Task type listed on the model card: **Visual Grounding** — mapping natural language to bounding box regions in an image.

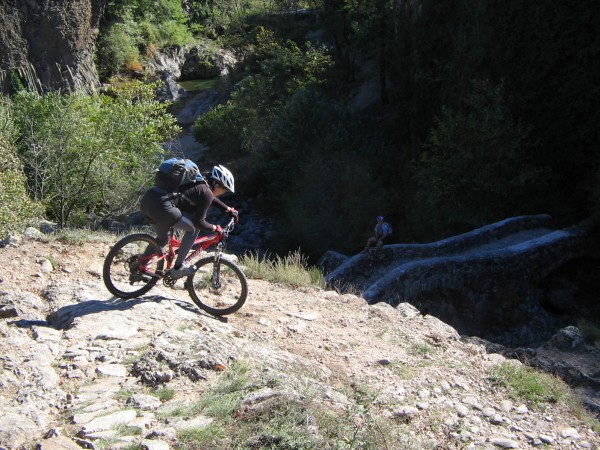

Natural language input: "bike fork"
[212,242,223,289]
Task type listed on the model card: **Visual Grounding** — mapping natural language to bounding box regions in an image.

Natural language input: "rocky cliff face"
[0,0,107,94]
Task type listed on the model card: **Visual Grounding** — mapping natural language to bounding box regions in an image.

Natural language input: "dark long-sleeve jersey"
[176,182,228,231]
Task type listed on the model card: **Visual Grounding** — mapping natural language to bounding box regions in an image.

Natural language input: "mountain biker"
[170,164,238,278]
[363,216,392,253]
[140,164,238,279]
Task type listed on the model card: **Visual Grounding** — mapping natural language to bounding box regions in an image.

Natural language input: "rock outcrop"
[326,215,592,347]
[0,0,106,94]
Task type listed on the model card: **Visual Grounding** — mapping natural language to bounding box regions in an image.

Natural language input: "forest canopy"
[2,0,598,260]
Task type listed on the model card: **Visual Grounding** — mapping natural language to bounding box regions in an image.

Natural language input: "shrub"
[96,22,142,78]
[0,135,42,238]
[578,319,600,348]
[11,81,179,228]
[410,80,542,237]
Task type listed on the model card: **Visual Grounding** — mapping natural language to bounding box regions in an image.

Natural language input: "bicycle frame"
[139,218,235,279]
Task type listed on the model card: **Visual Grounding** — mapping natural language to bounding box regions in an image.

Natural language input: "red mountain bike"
[102,218,248,316]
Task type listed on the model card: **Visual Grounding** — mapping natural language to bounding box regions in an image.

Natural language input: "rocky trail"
[0,233,599,449]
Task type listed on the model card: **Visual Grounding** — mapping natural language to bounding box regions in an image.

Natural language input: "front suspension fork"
[212,242,223,289]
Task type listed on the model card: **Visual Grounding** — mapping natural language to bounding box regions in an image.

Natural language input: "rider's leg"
[363,236,376,252]
[172,214,198,269]
[141,221,171,258]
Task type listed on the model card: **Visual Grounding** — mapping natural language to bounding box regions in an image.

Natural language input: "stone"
[560,427,579,438]
[499,400,513,412]
[0,413,38,448]
[126,394,163,411]
[36,435,82,450]
[141,439,171,450]
[80,410,137,435]
[41,259,54,272]
[169,415,214,431]
[455,403,470,417]
[95,363,128,377]
[393,406,419,421]
[0,0,103,94]
[24,227,44,239]
[490,437,520,448]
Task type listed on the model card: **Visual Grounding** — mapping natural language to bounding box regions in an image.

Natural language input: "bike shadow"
[10,294,227,330]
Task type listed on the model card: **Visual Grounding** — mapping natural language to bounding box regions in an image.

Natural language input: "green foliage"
[486,1,600,224]
[157,358,416,449]
[577,319,600,348]
[10,81,179,228]
[37,228,118,246]
[177,424,226,449]
[0,136,43,239]
[152,386,175,402]
[96,21,142,78]
[194,101,257,158]
[194,29,334,175]
[8,71,27,95]
[490,362,571,408]
[409,80,539,236]
[98,0,194,78]
[0,96,42,238]
[316,0,599,240]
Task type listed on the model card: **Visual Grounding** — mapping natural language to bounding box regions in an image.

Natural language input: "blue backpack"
[154,158,205,192]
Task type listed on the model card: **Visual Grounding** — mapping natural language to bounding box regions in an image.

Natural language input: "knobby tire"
[186,256,248,316]
[103,234,164,299]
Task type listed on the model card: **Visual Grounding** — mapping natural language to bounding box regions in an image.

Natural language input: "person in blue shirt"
[363,216,392,252]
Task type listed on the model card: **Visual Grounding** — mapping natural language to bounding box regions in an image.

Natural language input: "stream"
[163,77,230,162]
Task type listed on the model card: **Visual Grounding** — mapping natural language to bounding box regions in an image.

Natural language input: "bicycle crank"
[163,274,176,288]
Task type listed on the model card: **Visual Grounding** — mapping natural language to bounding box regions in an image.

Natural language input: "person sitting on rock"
[363,216,392,253]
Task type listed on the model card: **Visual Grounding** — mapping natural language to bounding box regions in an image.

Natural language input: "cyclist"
[363,216,392,253]
[170,164,238,278]
[140,164,238,279]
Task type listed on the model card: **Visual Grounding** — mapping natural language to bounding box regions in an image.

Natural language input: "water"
[178,77,229,94]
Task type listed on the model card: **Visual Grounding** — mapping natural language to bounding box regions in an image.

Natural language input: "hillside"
[0,233,599,449]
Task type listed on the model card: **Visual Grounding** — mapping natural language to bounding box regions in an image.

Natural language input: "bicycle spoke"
[103,234,164,299]
[187,257,248,316]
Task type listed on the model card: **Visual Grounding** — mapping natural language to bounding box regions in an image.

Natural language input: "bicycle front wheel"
[186,256,248,316]
[103,234,164,299]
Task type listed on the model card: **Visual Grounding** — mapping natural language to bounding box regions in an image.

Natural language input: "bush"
[490,362,568,406]
[409,80,541,237]
[96,21,142,78]
[11,81,179,227]
[0,135,42,238]
[97,0,194,78]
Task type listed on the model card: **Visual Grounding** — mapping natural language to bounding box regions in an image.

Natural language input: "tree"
[12,81,179,227]
[410,80,540,237]
[0,96,42,238]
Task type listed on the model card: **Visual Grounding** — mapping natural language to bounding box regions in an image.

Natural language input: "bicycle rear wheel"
[103,234,164,299]
[186,256,248,316]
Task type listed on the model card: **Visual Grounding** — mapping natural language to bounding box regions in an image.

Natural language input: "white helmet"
[211,165,235,193]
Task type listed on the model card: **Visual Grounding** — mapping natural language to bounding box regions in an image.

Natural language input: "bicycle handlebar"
[220,217,237,236]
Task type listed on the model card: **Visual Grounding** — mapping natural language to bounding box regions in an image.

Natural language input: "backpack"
[154,158,204,192]
[383,222,392,235]
[381,222,392,237]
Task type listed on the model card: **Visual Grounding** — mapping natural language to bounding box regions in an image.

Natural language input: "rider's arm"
[211,196,229,211]
[188,185,217,231]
